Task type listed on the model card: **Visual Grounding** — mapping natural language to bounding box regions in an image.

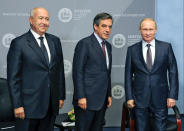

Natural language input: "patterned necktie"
[146,44,152,71]
[101,41,106,58]
[39,37,49,64]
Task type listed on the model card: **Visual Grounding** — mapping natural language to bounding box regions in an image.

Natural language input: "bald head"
[29,7,50,35]
[139,18,157,43]
[30,7,49,18]
[139,18,157,30]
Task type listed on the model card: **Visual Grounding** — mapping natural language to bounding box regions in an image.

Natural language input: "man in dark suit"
[72,13,113,131]
[7,7,65,131]
[125,18,179,131]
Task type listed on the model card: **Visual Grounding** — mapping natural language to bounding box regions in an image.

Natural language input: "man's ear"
[29,17,33,25]
[94,24,98,31]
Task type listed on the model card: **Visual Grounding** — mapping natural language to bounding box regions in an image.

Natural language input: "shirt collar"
[30,29,46,39]
[94,32,103,44]
[142,39,155,48]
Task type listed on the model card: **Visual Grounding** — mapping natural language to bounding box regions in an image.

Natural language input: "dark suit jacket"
[125,39,179,109]
[7,30,65,118]
[72,34,112,110]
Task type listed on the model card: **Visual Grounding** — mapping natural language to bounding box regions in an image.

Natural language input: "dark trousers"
[74,103,107,131]
[135,106,168,131]
[15,99,56,131]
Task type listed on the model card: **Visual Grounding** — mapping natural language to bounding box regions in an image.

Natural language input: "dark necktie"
[39,37,49,64]
[101,41,106,58]
[146,44,152,71]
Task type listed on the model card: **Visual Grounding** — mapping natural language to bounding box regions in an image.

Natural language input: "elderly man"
[7,7,65,131]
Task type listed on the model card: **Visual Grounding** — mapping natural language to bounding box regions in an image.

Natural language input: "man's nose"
[42,19,49,24]
[106,27,110,32]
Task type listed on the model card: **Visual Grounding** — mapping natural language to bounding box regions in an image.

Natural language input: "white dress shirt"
[142,39,155,65]
[30,29,51,63]
[94,32,109,68]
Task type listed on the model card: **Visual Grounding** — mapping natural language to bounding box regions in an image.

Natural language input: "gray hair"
[30,7,47,17]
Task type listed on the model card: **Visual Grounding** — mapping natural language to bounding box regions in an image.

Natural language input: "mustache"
[39,24,49,27]
[30,24,49,27]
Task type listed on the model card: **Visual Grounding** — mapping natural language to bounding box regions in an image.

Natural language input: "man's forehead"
[141,21,156,28]
[34,9,49,15]
[142,20,155,25]
[99,19,112,24]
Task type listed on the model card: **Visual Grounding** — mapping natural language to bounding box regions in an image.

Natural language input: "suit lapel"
[90,34,107,69]
[139,39,161,73]
[137,42,150,73]
[45,33,56,69]
[151,39,160,73]
[26,31,48,67]
[106,42,112,70]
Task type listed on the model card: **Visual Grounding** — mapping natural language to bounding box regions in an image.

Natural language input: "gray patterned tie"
[146,44,152,71]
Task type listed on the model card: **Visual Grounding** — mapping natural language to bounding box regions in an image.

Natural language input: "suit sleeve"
[7,39,23,108]
[107,45,112,97]
[107,73,112,97]
[56,38,66,100]
[72,40,88,99]
[167,44,179,100]
[125,47,133,101]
